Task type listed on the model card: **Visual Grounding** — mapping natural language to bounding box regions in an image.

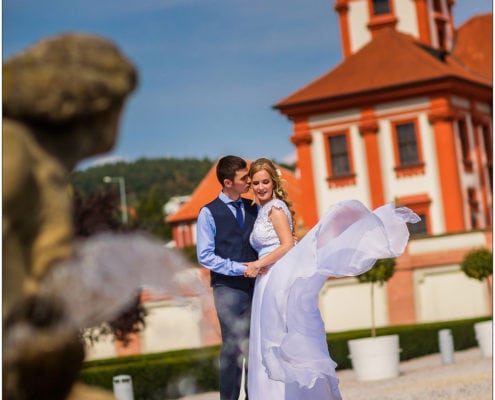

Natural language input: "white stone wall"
[141,298,203,353]
[320,277,388,332]
[319,255,489,333]
[85,333,117,361]
[84,297,205,360]
[414,265,489,322]
[348,0,372,53]
[394,0,419,38]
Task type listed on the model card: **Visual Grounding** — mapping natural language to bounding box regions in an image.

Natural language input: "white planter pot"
[348,334,400,381]
[474,320,492,358]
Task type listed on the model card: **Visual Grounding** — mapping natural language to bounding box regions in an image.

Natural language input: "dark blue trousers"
[213,285,253,400]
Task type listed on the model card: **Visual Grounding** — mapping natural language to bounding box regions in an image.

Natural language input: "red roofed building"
[273,0,492,330]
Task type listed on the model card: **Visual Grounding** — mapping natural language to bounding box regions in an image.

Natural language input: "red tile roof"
[275,21,491,110]
[166,160,303,226]
[452,14,493,82]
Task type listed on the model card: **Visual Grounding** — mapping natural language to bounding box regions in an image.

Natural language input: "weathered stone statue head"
[3,32,138,170]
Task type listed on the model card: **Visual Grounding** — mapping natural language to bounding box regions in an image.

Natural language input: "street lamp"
[103,176,128,224]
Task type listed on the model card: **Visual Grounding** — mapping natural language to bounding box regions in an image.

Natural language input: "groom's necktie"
[231,201,244,230]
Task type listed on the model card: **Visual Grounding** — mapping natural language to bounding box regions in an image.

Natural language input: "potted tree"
[461,248,493,358]
[347,258,400,381]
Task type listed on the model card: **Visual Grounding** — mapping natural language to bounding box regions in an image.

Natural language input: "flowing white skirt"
[247,200,420,399]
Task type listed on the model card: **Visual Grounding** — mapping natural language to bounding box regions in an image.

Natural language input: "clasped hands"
[243,261,268,278]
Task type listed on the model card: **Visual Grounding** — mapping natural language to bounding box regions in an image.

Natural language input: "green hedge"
[80,346,220,399]
[327,316,490,370]
[79,316,490,399]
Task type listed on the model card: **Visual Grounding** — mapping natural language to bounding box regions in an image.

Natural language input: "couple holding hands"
[196,155,419,400]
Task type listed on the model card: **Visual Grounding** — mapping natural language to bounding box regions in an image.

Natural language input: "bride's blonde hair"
[248,158,295,223]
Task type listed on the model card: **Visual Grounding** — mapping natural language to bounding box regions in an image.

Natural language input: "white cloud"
[76,154,130,170]
[280,151,297,166]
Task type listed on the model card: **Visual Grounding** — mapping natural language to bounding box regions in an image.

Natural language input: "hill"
[70,157,214,239]
[71,157,214,206]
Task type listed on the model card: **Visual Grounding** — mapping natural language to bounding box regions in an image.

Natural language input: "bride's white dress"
[247,199,420,400]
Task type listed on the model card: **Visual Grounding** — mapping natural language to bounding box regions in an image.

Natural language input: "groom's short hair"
[216,155,247,186]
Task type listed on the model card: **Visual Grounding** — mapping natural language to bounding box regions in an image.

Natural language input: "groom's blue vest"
[205,197,258,290]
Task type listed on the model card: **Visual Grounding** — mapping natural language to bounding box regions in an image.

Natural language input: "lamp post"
[103,176,128,224]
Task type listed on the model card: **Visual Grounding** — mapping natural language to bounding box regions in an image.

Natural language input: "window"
[436,22,446,50]
[467,188,479,230]
[368,0,397,34]
[329,134,350,176]
[396,122,419,166]
[392,119,425,177]
[408,213,428,237]
[481,125,492,190]
[457,119,472,172]
[324,131,356,187]
[433,0,443,13]
[398,194,431,236]
[372,0,390,15]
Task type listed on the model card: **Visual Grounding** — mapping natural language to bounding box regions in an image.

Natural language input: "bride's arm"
[244,206,293,277]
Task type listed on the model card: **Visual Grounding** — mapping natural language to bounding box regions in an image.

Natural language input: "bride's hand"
[258,266,270,276]
[244,262,260,278]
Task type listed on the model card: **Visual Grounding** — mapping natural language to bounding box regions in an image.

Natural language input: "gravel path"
[179,347,492,400]
[338,347,492,400]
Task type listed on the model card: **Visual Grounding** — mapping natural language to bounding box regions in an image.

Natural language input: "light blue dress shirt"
[196,191,250,276]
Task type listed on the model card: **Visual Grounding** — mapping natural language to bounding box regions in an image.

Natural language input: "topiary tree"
[357,258,396,337]
[461,248,493,307]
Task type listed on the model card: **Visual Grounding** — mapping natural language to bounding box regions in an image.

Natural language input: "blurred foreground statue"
[3,32,137,310]
[3,33,137,399]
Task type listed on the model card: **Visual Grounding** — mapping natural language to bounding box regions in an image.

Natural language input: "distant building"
[163,195,191,217]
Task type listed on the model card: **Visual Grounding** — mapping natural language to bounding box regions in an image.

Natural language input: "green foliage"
[181,245,198,265]
[73,190,148,346]
[70,157,214,240]
[327,316,489,370]
[461,248,493,281]
[73,190,123,236]
[357,258,396,285]
[72,157,213,202]
[80,346,220,399]
[136,186,171,239]
[357,258,396,337]
[78,317,489,397]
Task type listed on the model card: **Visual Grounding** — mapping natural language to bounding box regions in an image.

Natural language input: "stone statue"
[3,33,137,399]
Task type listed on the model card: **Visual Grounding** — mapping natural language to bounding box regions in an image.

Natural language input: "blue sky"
[3,0,493,169]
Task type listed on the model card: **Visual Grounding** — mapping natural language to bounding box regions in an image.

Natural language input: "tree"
[72,190,147,346]
[136,186,171,240]
[357,258,396,337]
[461,248,493,306]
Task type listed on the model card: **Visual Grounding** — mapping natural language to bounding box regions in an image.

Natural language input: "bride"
[243,158,420,399]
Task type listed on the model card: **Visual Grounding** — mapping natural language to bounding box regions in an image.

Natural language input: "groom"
[196,155,258,400]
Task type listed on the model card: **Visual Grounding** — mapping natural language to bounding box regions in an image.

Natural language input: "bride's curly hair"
[248,158,295,225]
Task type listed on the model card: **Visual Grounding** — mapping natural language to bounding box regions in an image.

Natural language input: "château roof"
[452,14,493,82]
[275,15,492,112]
[166,160,303,226]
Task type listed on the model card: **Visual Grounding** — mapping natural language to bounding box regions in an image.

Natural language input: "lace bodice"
[250,199,293,258]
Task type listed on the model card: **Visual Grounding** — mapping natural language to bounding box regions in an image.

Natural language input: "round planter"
[474,320,492,358]
[348,334,400,381]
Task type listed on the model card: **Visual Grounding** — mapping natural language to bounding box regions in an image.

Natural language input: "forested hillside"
[70,157,214,239]
[71,157,213,203]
